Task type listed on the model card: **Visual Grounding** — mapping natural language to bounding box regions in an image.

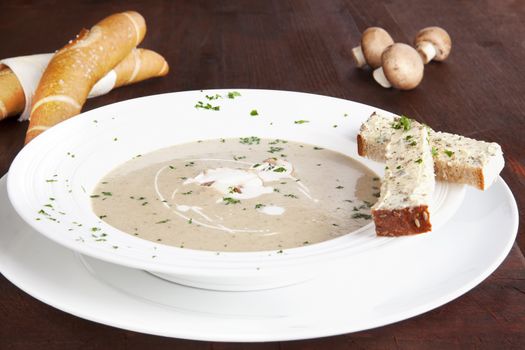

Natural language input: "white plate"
[7,90,465,291]
[0,174,518,341]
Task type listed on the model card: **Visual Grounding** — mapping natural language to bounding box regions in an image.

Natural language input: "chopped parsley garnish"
[336,185,344,189]
[352,213,372,220]
[102,192,112,196]
[156,219,170,224]
[185,161,195,167]
[141,202,149,206]
[205,94,222,100]
[252,163,261,168]
[113,137,118,141]
[276,249,284,254]
[392,116,411,131]
[181,191,193,195]
[415,158,423,164]
[46,179,58,183]
[250,109,259,116]
[444,150,455,157]
[233,155,246,161]
[273,167,287,173]
[396,165,402,169]
[284,194,298,198]
[38,209,50,216]
[169,165,175,170]
[255,204,265,209]
[227,91,241,99]
[223,197,240,205]
[268,146,284,153]
[432,147,439,157]
[91,227,101,232]
[405,135,413,140]
[294,120,309,124]
[239,136,260,145]
[313,146,323,150]
[333,125,338,128]
[273,188,280,193]
[188,218,193,224]
[409,141,417,146]
[195,101,220,111]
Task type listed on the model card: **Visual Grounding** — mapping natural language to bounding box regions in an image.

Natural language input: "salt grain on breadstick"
[25,11,146,144]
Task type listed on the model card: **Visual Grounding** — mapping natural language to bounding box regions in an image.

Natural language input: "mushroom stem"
[417,41,437,64]
[351,45,367,68]
[373,67,392,88]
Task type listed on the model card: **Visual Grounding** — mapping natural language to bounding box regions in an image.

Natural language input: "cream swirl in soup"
[91,138,379,252]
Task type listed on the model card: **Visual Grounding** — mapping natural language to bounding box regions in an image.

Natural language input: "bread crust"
[357,134,366,157]
[372,205,431,236]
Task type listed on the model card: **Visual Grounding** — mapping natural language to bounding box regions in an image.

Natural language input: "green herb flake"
[255,204,265,209]
[239,136,261,145]
[294,120,309,124]
[284,194,298,199]
[169,165,175,170]
[46,179,58,183]
[444,150,455,157]
[227,91,241,99]
[181,191,193,195]
[223,197,241,205]
[336,185,344,189]
[268,146,284,154]
[102,192,112,196]
[313,146,323,150]
[352,213,372,220]
[392,116,411,131]
[273,167,287,173]
[185,161,195,167]
[415,158,423,164]
[156,219,170,224]
[188,218,193,224]
[250,109,259,116]
[432,147,439,157]
[205,94,222,100]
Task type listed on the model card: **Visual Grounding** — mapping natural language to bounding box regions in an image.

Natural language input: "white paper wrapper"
[1,53,117,121]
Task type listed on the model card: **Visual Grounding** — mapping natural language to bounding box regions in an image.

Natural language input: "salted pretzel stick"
[112,48,169,89]
[25,11,146,144]
[0,66,25,121]
[0,49,168,121]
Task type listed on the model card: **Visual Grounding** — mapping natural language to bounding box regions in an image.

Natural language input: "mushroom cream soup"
[92,138,379,252]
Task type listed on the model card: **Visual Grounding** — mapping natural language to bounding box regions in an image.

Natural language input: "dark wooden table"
[1,1,524,348]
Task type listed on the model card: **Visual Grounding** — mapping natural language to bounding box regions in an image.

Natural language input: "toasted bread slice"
[371,119,435,236]
[358,113,504,190]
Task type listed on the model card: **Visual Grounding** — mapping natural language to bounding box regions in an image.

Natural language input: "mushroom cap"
[414,26,452,61]
[381,43,424,90]
[361,27,394,69]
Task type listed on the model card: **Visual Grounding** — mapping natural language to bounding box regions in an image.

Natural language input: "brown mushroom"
[373,43,424,90]
[351,27,394,69]
[414,26,452,64]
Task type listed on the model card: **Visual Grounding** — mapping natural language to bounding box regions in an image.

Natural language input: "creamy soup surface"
[92,138,379,252]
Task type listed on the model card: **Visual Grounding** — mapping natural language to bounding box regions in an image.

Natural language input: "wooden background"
[0,0,524,348]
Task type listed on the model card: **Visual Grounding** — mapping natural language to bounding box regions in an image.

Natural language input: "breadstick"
[0,66,25,121]
[25,11,146,144]
[1,48,168,121]
[113,48,169,88]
